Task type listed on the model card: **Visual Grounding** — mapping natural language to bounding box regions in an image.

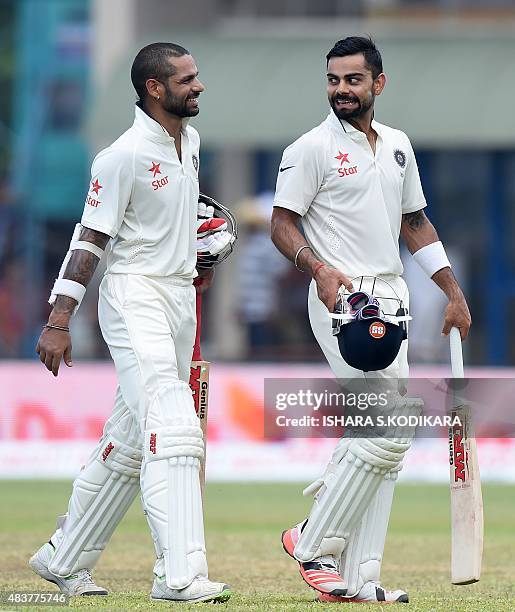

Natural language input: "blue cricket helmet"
[331,279,410,372]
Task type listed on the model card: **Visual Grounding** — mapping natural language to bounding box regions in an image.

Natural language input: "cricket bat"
[448,326,483,585]
[189,290,210,496]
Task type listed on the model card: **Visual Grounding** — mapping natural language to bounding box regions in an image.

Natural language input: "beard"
[162,83,199,118]
[330,92,374,120]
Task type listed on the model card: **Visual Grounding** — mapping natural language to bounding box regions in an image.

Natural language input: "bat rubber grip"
[450,327,464,379]
[192,292,202,362]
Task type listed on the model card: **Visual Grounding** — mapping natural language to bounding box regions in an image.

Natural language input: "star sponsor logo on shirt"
[91,178,102,195]
[335,151,350,165]
[148,161,169,191]
[86,178,102,208]
[335,150,358,178]
[149,161,161,177]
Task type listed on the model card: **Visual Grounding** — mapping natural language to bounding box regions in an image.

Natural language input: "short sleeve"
[401,135,427,214]
[273,136,325,217]
[81,147,133,238]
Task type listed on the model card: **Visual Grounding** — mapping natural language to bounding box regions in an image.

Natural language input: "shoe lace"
[316,555,340,573]
[193,575,209,583]
[74,569,95,585]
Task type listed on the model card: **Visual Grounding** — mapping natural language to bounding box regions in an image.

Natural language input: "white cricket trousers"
[98,272,197,430]
[47,272,199,580]
[98,273,207,588]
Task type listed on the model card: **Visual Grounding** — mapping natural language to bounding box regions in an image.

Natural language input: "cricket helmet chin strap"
[196,192,238,269]
[329,276,411,372]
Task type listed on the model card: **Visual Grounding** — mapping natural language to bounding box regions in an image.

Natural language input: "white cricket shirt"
[81,105,200,278]
[274,110,426,278]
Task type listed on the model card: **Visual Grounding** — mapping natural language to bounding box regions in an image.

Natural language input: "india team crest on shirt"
[394,149,407,169]
[192,154,199,172]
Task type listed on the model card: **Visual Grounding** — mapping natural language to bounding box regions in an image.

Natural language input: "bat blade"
[189,290,209,496]
[190,358,209,493]
[448,328,483,585]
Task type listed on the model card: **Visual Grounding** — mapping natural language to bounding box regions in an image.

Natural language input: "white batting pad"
[294,436,410,562]
[302,438,352,498]
[295,395,422,563]
[141,381,206,590]
[340,474,397,596]
[48,410,142,576]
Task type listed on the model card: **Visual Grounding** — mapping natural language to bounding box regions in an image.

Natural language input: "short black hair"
[326,37,383,79]
[131,42,190,102]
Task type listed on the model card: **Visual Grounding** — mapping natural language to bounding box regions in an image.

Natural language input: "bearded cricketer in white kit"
[271,37,471,603]
[30,43,233,603]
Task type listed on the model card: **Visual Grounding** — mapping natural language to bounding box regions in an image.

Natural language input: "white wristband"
[49,279,86,313]
[412,241,451,278]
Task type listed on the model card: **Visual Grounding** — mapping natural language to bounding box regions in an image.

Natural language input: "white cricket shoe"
[318,580,408,604]
[29,542,108,596]
[151,575,232,603]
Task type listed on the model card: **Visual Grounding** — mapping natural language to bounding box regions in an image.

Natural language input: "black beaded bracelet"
[44,324,70,332]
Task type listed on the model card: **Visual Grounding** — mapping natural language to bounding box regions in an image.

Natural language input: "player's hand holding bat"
[195,267,215,293]
[441,291,471,340]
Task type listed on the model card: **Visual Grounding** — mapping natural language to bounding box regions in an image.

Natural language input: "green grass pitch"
[1,481,514,611]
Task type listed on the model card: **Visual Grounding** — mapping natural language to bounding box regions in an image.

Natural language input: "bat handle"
[450,327,464,379]
[192,290,202,362]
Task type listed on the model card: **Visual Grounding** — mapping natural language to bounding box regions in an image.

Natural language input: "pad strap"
[144,425,204,462]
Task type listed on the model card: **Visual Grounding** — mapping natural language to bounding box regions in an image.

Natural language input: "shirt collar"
[325,109,382,138]
[133,104,190,143]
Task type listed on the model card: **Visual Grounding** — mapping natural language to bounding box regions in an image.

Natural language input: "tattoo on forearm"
[64,251,100,287]
[403,210,427,231]
[63,228,109,287]
[49,228,109,317]
[52,295,79,314]
[79,227,110,248]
